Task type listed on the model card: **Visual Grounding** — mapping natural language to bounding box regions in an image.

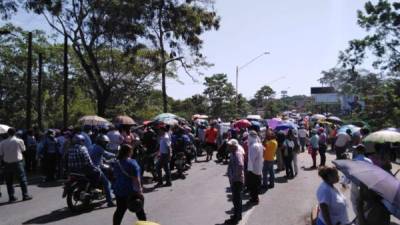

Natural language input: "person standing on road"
[112,144,146,225]
[276,131,286,171]
[0,128,33,202]
[156,125,172,187]
[318,128,327,167]
[310,129,319,169]
[226,139,245,224]
[205,122,218,161]
[298,126,308,152]
[24,129,37,172]
[335,129,352,159]
[262,130,277,189]
[37,129,60,182]
[246,130,264,204]
[316,166,349,225]
[283,130,295,179]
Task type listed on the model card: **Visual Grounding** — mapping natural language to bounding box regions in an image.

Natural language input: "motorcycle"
[62,164,113,212]
[134,143,158,181]
[174,151,187,178]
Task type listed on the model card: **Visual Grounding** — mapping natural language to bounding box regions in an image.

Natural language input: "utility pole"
[37,53,43,130]
[63,34,69,129]
[26,32,32,129]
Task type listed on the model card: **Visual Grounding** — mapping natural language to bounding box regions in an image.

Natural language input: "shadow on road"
[22,202,106,224]
[274,176,288,184]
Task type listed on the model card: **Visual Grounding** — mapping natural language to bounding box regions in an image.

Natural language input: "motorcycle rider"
[89,135,116,207]
[67,134,100,190]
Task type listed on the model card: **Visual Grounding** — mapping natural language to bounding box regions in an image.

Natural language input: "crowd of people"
[0,113,398,225]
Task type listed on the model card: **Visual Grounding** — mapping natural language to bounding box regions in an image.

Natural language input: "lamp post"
[236,51,270,114]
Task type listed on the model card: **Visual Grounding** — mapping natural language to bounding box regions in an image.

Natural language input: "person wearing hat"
[226,139,245,224]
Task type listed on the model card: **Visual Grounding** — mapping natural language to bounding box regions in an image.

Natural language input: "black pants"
[43,153,58,181]
[25,147,37,172]
[231,182,243,220]
[113,195,146,225]
[319,144,327,166]
[157,154,171,184]
[335,146,347,159]
[4,161,29,199]
[283,155,294,178]
[247,171,261,202]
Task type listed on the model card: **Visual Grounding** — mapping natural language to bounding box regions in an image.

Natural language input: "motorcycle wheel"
[66,186,90,212]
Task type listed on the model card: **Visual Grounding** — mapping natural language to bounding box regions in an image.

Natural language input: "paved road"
[0,152,399,225]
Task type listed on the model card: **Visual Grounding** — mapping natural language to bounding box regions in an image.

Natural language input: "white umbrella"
[78,115,110,126]
[0,124,10,134]
[311,114,326,120]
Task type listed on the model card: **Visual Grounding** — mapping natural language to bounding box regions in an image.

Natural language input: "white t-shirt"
[298,129,308,138]
[335,133,351,147]
[317,182,349,225]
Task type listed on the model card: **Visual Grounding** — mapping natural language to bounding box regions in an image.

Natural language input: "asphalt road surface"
[1,152,399,225]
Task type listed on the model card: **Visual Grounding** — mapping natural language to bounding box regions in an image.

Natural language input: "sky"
[2,0,369,100]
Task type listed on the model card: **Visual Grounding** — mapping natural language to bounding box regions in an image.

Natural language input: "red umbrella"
[234,119,251,129]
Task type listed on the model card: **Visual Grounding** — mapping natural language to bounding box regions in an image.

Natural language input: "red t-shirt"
[205,128,218,144]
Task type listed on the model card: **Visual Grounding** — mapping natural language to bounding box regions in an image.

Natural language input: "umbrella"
[195,118,208,126]
[113,115,136,126]
[266,118,282,130]
[275,122,298,131]
[0,124,11,134]
[327,116,342,124]
[78,115,110,126]
[153,113,178,121]
[311,114,326,121]
[332,160,400,213]
[383,127,400,133]
[161,118,179,126]
[247,115,262,121]
[363,130,400,144]
[338,124,361,134]
[234,119,251,129]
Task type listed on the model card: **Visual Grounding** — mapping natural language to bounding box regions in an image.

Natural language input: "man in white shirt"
[0,128,32,202]
[246,130,264,204]
[298,126,308,152]
[335,129,352,159]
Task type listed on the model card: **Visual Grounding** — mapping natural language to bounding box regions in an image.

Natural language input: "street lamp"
[236,51,270,114]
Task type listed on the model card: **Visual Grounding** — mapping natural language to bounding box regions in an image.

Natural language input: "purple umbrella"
[333,160,400,211]
[266,118,282,130]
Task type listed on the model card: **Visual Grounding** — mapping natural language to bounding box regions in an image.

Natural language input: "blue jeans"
[157,154,171,184]
[100,170,113,204]
[316,218,325,225]
[4,161,29,198]
[262,160,275,187]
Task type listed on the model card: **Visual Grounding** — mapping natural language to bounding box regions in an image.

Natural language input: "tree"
[203,73,236,120]
[27,0,154,116]
[0,0,18,19]
[254,85,275,107]
[339,0,400,73]
[142,0,220,112]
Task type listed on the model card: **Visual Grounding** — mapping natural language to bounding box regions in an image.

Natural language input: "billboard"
[311,87,338,104]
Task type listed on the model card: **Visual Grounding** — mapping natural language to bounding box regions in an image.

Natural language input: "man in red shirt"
[205,123,218,161]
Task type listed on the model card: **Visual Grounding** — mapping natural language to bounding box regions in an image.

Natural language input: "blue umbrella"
[275,122,297,131]
[333,160,400,216]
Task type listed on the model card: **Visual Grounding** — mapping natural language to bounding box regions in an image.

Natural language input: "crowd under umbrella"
[153,113,178,121]
[0,124,11,134]
[275,122,298,132]
[78,115,110,127]
[332,160,400,219]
